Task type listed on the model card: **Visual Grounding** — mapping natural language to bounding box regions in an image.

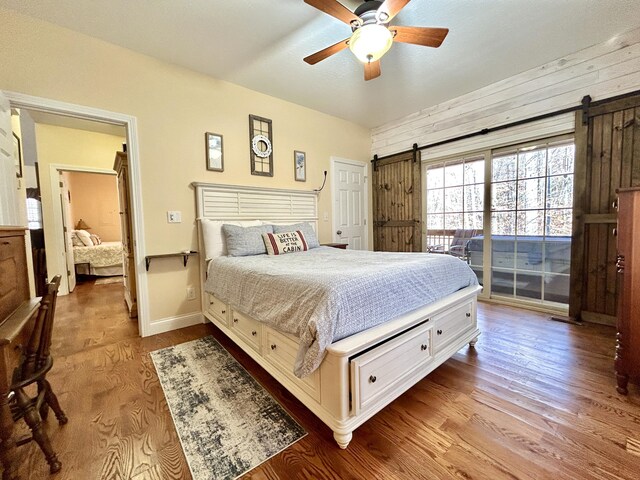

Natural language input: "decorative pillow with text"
[262,230,308,255]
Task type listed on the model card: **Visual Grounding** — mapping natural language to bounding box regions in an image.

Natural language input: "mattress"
[205,247,478,377]
[73,241,123,268]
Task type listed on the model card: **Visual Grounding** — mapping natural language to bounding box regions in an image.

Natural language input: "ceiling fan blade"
[304,38,350,65]
[390,26,449,48]
[364,60,381,81]
[377,0,411,22]
[304,0,360,25]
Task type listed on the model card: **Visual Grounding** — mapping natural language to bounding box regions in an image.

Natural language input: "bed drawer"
[350,321,432,415]
[207,294,229,326]
[230,311,261,352]
[263,328,320,401]
[433,300,474,352]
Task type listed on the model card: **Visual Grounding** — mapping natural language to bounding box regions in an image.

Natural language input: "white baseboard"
[145,311,204,337]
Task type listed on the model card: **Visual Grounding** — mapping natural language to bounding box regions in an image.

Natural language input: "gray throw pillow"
[222,224,274,257]
[272,222,319,248]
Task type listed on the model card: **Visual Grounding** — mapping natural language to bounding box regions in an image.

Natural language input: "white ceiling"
[4,0,640,128]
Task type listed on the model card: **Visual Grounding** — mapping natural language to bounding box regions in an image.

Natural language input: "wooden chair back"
[16,275,61,382]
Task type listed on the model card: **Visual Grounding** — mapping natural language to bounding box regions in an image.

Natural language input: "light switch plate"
[167,211,182,223]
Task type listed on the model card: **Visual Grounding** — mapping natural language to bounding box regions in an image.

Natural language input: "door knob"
[337,230,342,235]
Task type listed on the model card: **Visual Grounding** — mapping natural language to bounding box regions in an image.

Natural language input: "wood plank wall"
[570,94,640,324]
[371,28,640,159]
[372,151,421,252]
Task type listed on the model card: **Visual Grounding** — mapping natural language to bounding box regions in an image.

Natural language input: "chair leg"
[41,379,68,425]
[13,389,61,474]
[37,383,50,421]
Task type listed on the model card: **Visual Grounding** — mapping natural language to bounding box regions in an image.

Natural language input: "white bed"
[73,241,124,276]
[193,182,481,449]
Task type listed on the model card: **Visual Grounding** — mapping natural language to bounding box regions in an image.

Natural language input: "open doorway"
[11,106,139,330]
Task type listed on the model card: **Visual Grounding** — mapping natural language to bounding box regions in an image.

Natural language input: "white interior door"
[59,172,76,292]
[0,91,18,225]
[332,158,368,250]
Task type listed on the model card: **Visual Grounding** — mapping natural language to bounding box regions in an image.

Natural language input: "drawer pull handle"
[421,344,428,351]
[437,329,443,335]
[369,375,377,383]
[221,310,226,314]
[252,330,257,336]
[271,344,277,350]
[210,301,214,305]
[466,312,471,317]
[233,318,238,323]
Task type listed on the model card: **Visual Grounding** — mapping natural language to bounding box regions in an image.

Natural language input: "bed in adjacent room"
[193,182,481,449]
[73,241,124,276]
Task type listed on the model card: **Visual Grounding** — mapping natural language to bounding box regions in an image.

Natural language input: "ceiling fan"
[303,0,449,81]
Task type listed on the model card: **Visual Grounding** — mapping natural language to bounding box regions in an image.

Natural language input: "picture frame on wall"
[13,133,22,178]
[294,150,306,182]
[205,132,224,172]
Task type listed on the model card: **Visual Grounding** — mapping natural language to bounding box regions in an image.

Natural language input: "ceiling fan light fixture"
[349,23,393,63]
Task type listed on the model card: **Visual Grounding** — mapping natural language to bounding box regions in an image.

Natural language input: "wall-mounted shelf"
[145,251,197,271]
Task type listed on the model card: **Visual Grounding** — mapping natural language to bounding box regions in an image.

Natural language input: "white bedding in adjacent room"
[205,247,478,377]
[73,241,123,268]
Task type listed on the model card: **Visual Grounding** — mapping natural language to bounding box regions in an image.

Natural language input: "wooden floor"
[8,280,640,479]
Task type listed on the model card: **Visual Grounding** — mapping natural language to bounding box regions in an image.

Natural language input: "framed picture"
[205,132,224,172]
[294,150,306,182]
[249,114,274,177]
[13,133,22,178]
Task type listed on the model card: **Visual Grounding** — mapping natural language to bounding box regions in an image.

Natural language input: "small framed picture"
[13,133,22,178]
[205,132,224,172]
[294,150,306,182]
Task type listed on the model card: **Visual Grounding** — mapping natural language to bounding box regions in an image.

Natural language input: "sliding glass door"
[424,134,575,309]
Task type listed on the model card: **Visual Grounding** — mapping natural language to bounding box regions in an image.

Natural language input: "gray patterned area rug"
[151,336,306,480]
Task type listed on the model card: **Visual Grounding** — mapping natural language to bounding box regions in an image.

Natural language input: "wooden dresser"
[114,152,137,318]
[614,187,640,395]
[0,227,33,479]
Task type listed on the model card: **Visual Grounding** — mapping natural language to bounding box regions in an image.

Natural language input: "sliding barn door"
[372,151,422,252]
[570,93,640,323]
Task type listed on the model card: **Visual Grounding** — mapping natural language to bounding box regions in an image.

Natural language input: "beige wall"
[34,124,125,290]
[0,9,371,325]
[67,171,121,242]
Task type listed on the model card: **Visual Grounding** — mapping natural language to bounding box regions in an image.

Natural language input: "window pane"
[543,273,570,304]
[516,241,543,272]
[547,175,573,209]
[492,154,516,181]
[426,165,444,189]
[546,239,571,274]
[515,272,542,300]
[464,212,483,230]
[518,148,546,179]
[492,181,517,211]
[492,211,515,235]
[548,144,575,176]
[518,178,546,210]
[516,210,544,236]
[545,209,572,236]
[426,213,444,230]
[445,213,463,230]
[464,159,484,185]
[445,187,463,212]
[426,188,444,213]
[464,184,484,212]
[444,162,464,187]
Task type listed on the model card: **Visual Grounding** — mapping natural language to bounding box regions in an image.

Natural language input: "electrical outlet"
[167,211,182,223]
[186,285,196,300]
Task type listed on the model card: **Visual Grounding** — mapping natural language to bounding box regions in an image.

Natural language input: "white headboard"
[192,182,318,223]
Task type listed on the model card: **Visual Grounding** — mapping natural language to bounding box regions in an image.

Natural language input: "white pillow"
[199,219,262,259]
[75,229,93,247]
